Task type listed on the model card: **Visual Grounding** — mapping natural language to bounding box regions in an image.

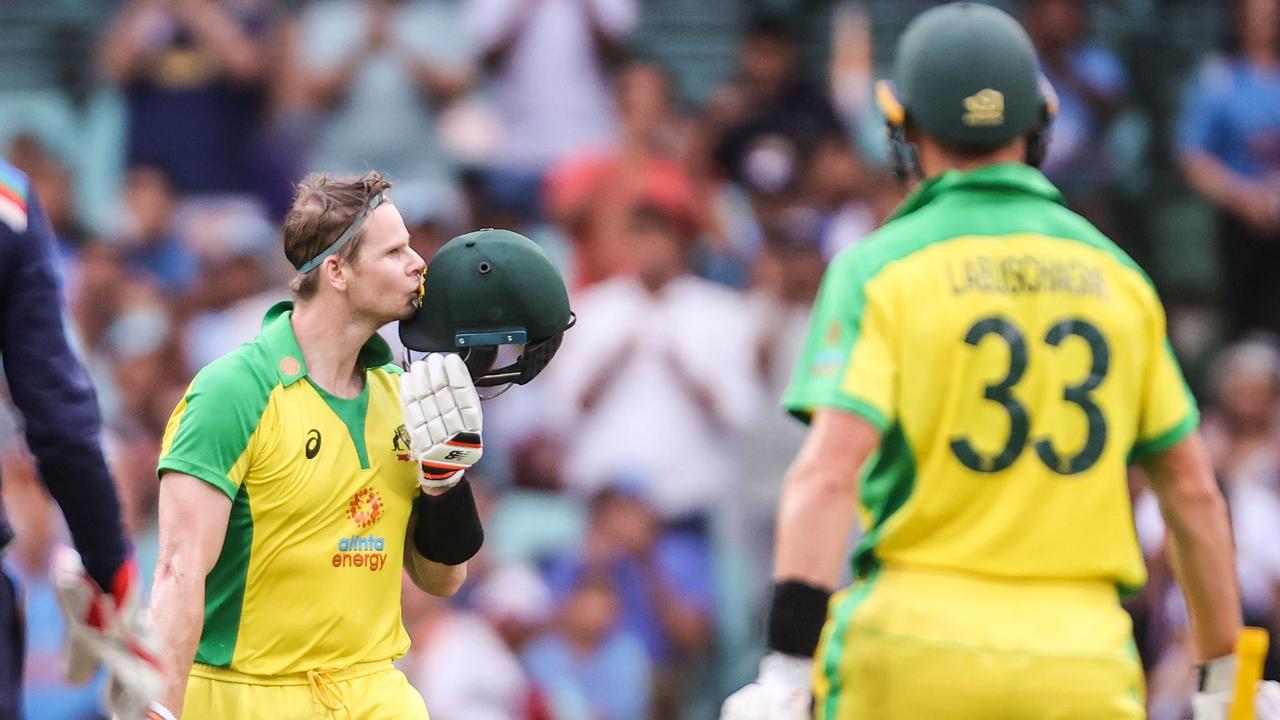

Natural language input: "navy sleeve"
[0,187,127,591]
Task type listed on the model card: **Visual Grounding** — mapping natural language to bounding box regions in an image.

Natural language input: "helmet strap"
[887,122,922,184]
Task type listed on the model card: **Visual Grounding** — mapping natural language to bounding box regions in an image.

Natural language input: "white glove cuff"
[1198,654,1238,694]
[758,652,812,689]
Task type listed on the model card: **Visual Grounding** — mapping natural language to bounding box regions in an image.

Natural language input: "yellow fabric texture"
[814,565,1145,720]
[182,660,429,720]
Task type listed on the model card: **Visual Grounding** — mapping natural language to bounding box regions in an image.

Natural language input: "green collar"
[886,163,1064,223]
[259,300,394,386]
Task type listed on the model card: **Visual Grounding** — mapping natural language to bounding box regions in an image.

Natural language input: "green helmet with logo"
[876,2,1057,175]
[399,229,574,387]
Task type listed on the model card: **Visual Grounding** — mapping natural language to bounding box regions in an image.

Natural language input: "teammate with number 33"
[723,4,1279,719]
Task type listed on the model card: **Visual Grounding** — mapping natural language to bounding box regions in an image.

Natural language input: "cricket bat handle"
[1229,627,1271,720]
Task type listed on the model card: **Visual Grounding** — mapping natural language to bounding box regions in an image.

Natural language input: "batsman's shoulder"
[834,204,951,277]
[185,340,280,407]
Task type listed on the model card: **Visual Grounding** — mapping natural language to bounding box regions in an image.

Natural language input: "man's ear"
[322,255,348,292]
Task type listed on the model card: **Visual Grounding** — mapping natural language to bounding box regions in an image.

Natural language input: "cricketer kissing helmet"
[875,2,1059,181]
[399,229,575,388]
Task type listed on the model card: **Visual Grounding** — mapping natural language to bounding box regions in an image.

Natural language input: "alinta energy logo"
[333,487,388,572]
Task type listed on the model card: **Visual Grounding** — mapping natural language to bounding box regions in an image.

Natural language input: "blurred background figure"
[280,0,473,196]
[545,60,700,289]
[1178,0,1280,340]
[543,485,714,718]
[546,202,761,522]
[402,566,549,720]
[115,165,196,297]
[522,571,651,720]
[99,0,276,205]
[464,0,638,223]
[1023,0,1128,236]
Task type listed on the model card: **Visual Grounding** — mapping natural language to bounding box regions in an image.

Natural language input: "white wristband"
[147,702,179,720]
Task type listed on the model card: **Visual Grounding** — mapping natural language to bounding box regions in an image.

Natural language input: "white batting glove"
[400,353,483,489]
[721,652,813,720]
[51,547,165,720]
[1192,654,1280,720]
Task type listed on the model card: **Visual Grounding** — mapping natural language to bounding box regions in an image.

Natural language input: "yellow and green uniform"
[786,164,1196,720]
[158,301,427,719]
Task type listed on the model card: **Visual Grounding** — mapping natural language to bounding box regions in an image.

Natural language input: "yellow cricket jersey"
[784,164,1198,591]
[158,301,422,676]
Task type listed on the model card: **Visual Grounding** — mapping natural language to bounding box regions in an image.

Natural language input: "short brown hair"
[283,171,392,298]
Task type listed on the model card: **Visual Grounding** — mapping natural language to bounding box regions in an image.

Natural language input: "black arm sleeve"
[0,191,126,590]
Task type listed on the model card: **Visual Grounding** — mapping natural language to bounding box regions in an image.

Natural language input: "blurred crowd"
[0,0,1277,718]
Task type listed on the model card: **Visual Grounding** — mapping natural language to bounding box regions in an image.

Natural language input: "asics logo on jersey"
[305,429,321,459]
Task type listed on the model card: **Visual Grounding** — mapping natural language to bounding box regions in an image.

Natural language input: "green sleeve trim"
[1129,409,1199,463]
[785,393,890,433]
[157,457,238,500]
[195,483,253,667]
[157,351,275,492]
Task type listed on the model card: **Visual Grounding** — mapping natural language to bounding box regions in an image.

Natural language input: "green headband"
[297,192,386,274]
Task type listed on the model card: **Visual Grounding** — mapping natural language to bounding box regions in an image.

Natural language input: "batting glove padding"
[1193,653,1280,720]
[400,354,483,489]
[52,547,165,720]
[720,652,813,720]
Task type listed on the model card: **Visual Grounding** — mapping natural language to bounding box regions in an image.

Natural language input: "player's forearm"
[148,561,207,713]
[1144,435,1243,661]
[406,551,467,597]
[1160,488,1241,661]
[773,463,860,590]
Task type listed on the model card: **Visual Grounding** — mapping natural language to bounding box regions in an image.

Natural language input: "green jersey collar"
[259,301,395,386]
[887,163,1064,223]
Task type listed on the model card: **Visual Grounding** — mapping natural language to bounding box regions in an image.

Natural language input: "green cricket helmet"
[875,2,1059,177]
[399,229,575,387]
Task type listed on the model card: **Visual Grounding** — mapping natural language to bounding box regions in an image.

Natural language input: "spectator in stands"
[99,0,274,200]
[712,12,843,199]
[6,135,87,265]
[802,135,895,260]
[464,0,638,222]
[522,571,651,720]
[116,165,197,296]
[546,61,701,288]
[1024,0,1128,234]
[546,202,762,522]
[403,571,543,720]
[1178,0,1280,339]
[543,484,714,715]
[739,231,829,585]
[180,201,283,370]
[280,0,473,192]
